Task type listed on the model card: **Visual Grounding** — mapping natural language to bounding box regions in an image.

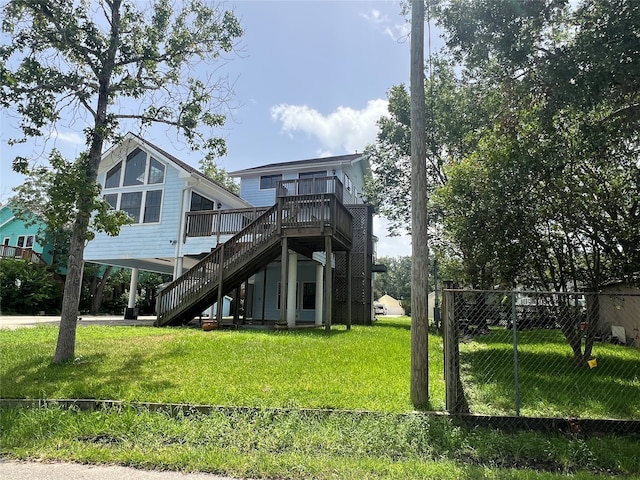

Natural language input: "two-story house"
[0,201,52,266]
[85,132,377,327]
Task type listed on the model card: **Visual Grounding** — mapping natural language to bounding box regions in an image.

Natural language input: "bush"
[0,258,62,314]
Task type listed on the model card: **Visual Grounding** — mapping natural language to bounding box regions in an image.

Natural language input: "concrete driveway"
[0,314,157,330]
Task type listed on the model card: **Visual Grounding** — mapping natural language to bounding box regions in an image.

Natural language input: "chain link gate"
[442,289,640,421]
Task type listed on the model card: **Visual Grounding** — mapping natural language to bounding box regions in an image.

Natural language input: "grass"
[459,328,640,419]
[0,318,444,411]
[1,318,639,479]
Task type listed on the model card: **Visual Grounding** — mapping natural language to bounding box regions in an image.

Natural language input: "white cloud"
[360,9,410,42]
[51,130,85,145]
[270,99,388,154]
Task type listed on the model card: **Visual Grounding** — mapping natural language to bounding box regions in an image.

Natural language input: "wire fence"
[442,289,640,421]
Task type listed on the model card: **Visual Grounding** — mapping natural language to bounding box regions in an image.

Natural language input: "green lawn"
[1,318,639,479]
[459,328,640,419]
[0,318,444,411]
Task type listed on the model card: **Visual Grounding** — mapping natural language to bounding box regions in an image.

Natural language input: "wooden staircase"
[156,191,353,327]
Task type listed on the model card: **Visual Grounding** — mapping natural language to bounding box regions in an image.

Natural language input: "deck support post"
[124,267,139,319]
[280,237,289,324]
[315,263,324,326]
[287,251,298,328]
[346,250,352,330]
[216,245,225,324]
[324,236,332,332]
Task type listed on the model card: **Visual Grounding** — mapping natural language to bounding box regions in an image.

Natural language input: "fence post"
[443,283,463,413]
[512,291,521,416]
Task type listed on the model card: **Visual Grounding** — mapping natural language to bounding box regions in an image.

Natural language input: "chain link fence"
[442,289,640,421]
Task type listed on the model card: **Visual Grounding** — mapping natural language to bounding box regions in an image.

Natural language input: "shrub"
[0,258,62,314]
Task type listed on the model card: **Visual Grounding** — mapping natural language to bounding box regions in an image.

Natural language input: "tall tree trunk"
[53,0,121,363]
[410,0,429,407]
[53,219,88,363]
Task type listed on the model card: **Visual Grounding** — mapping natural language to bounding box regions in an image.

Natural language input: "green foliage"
[369,1,640,290]
[0,258,61,314]
[12,150,133,248]
[374,256,413,301]
[199,155,240,194]
[1,0,243,152]
[0,320,638,477]
[1,0,243,362]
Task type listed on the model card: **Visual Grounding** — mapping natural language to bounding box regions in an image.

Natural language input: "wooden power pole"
[410,0,429,407]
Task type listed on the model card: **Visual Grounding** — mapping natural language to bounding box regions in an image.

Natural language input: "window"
[260,174,282,189]
[299,170,326,179]
[123,148,147,186]
[302,282,316,310]
[2,237,9,246]
[102,148,167,224]
[143,190,163,223]
[299,170,327,194]
[104,194,118,209]
[147,157,165,184]
[105,162,122,188]
[190,192,215,211]
[344,174,353,192]
[16,235,34,248]
[121,192,143,223]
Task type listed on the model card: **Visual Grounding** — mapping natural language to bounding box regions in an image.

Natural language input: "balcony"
[0,245,47,265]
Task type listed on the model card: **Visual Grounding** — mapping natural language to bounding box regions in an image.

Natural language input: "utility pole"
[410,0,429,407]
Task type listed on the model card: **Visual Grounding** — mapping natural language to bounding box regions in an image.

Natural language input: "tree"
[200,156,240,194]
[374,256,413,301]
[12,150,132,272]
[1,0,242,363]
[432,0,640,365]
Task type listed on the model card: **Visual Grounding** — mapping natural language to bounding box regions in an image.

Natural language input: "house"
[0,202,51,266]
[599,280,640,348]
[85,133,377,327]
[376,294,405,316]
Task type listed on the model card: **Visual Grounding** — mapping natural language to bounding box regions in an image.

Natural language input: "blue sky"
[0,1,438,257]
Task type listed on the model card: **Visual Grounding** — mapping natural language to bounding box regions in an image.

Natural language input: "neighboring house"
[85,133,377,327]
[0,202,51,266]
[376,294,405,316]
[599,280,640,348]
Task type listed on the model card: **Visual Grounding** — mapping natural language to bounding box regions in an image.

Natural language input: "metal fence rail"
[442,289,640,421]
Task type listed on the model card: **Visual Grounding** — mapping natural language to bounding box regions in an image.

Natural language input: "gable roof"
[101,132,247,205]
[229,153,368,176]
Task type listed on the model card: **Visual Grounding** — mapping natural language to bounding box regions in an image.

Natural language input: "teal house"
[0,202,52,266]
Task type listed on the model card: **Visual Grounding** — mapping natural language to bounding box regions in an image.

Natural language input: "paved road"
[0,460,248,480]
[0,314,158,330]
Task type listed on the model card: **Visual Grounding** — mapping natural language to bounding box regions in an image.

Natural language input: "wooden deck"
[0,246,47,265]
[156,183,353,327]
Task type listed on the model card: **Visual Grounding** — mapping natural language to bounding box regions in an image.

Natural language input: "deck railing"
[157,194,353,326]
[279,194,352,240]
[0,245,46,265]
[277,176,344,204]
[157,205,280,325]
[184,207,268,241]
